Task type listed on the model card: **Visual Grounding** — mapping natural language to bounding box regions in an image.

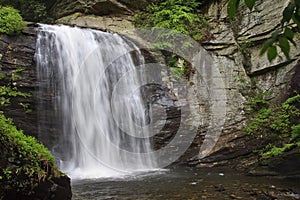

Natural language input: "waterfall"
[35,24,156,179]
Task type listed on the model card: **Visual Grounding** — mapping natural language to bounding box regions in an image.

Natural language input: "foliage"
[134,0,210,42]
[261,143,294,158]
[243,107,272,135]
[0,0,50,22]
[167,55,186,79]
[247,92,270,111]
[227,0,300,62]
[0,67,31,111]
[244,94,300,158]
[0,6,25,35]
[134,0,208,78]
[291,124,300,142]
[0,111,60,194]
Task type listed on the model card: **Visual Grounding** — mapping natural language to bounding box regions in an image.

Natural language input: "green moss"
[0,6,25,35]
[261,143,294,158]
[291,124,300,142]
[244,94,300,158]
[247,92,270,111]
[0,66,31,109]
[0,111,60,194]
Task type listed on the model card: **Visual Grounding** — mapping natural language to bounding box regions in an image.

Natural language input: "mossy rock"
[0,112,71,199]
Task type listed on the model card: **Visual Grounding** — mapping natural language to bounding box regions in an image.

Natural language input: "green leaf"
[245,0,256,10]
[279,37,290,59]
[284,27,294,40]
[260,39,273,56]
[292,15,300,29]
[295,0,300,8]
[282,3,295,24]
[267,45,277,62]
[271,30,280,40]
[227,0,241,18]
[292,11,300,29]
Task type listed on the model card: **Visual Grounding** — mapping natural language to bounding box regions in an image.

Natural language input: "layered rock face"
[195,0,300,164]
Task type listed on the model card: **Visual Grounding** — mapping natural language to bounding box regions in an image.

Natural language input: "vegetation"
[134,0,209,42]
[0,67,31,111]
[228,0,300,62]
[0,6,25,35]
[134,0,210,78]
[0,60,54,196]
[244,94,300,158]
[0,111,61,195]
[0,0,50,22]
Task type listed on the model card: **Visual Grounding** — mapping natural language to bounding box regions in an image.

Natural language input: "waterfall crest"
[35,24,156,179]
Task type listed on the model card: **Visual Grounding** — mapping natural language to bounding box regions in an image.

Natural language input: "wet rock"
[267,147,300,176]
[0,28,38,138]
[3,176,72,200]
[248,168,279,176]
[32,176,72,200]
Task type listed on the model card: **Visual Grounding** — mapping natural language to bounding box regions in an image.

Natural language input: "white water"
[35,24,156,179]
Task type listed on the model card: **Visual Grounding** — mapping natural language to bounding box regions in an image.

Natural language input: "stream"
[72,166,300,200]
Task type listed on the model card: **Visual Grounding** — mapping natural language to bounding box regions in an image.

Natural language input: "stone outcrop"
[50,0,153,33]
[56,13,134,32]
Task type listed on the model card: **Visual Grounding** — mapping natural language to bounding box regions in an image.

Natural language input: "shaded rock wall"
[0,27,38,138]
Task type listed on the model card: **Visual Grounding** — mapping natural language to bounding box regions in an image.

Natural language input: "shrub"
[291,124,300,142]
[134,0,209,42]
[0,6,25,35]
[244,94,300,158]
[134,0,210,78]
[0,0,49,22]
[0,111,60,194]
[261,143,294,158]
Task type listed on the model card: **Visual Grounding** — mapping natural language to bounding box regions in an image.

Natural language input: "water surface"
[72,166,300,200]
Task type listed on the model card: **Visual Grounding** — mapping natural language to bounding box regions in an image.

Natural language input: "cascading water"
[35,24,156,179]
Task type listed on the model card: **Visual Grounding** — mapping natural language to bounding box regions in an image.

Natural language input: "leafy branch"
[228,0,300,62]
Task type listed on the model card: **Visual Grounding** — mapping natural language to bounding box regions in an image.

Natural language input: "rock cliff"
[195,0,300,166]
[1,0,299,180]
